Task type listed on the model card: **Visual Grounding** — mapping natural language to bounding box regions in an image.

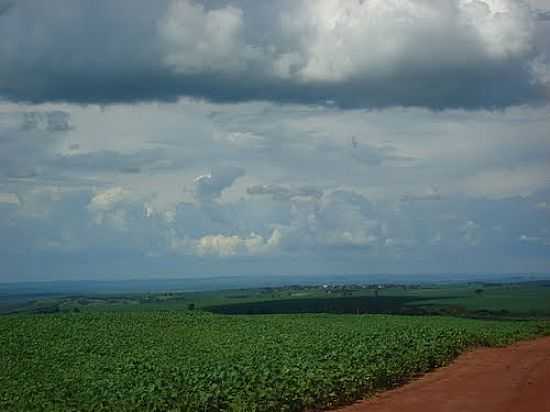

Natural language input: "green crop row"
[0,312,546,411]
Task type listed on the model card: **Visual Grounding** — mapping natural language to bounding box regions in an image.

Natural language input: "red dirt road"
[334,337,550,412]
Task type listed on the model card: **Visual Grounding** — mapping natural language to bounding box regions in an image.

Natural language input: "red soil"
[333,337,550,412]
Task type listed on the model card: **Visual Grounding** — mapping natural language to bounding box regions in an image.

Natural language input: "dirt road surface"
[333,337,550,412]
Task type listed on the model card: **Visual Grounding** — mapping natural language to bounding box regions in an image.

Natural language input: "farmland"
[1,311,548,411]
[206,283,550,318]
[4,281,550,319]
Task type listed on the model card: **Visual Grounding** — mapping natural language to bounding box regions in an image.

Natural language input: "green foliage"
[0,312,546,411]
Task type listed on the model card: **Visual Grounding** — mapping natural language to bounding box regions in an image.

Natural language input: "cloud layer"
[0,0,549,108]
[1,1,549,281]
[1,98,549,280]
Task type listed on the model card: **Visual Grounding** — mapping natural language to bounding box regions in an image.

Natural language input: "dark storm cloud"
[0,0,548,109]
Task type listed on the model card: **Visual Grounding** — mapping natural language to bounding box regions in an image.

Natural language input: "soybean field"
[1,312,547,411]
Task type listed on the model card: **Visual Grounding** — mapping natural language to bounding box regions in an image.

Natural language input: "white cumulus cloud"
[193,165,245,203]
[276,0,534,83]
[195,230,281,257]
[88,187,130,211]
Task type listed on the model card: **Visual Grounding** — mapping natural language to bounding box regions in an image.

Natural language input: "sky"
[1,0,550,282]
